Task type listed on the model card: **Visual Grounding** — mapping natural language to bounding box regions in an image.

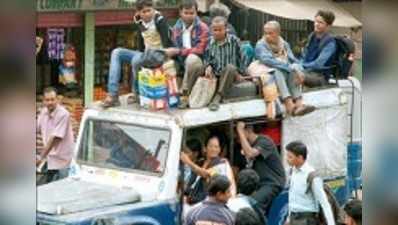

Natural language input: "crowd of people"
[36,87,362,225]
[181,125,362,225]
[100,0,342,116]
[36,0,361,225]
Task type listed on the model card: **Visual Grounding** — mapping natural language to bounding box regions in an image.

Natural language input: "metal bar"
[229,121,234,165]
[66,27,71,44]
[84,12,95,106]
[347,78,359,199]
[179,127,187,224]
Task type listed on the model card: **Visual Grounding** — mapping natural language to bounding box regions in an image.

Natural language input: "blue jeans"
[107,47,143,96]
[273,69,302,100]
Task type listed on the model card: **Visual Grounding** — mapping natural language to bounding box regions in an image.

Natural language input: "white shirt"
[182,23,193,49]
[289,162,335,225]
[227,194,252,213]
[142,19,155,30]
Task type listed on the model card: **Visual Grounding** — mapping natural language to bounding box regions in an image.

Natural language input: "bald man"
[255,21,315,116]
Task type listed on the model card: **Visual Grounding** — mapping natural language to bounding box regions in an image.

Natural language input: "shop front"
[36,0,179,105]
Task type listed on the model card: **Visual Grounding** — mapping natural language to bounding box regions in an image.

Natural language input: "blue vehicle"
[37,78,362,225]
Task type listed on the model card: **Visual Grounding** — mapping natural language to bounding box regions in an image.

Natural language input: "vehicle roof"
[88,87,344,128]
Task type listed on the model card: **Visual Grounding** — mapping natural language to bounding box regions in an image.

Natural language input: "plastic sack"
[162,60,179,108]
[59,45,77,87]
[59,64,77,86]
[247,60,279,119]
[138,68,168,110]
[189,76,217,108]
[282,104,348,177]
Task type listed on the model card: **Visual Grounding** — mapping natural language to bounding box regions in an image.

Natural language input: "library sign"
[37,0,140,12]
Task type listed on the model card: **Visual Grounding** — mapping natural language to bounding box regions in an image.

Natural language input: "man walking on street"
[227,169,266,225]
[37,87,74,184]
[185,175,235,225]
[285,141,335,225]
[236,121,286,212]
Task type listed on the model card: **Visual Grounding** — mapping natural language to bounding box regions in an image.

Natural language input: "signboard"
[37,0,176,12]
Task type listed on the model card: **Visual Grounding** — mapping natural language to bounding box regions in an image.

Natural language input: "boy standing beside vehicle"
[285,141,335,225]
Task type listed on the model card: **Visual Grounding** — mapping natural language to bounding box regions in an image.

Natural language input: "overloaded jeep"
[37,78,362,225]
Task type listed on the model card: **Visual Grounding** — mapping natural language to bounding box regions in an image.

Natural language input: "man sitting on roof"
[204,16,247,111]
[293,10,337,87]
[101,0,175,108]
[255,21,315,116]
[168,0,210,109]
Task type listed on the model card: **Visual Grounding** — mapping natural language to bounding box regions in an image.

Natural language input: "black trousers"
[252,184,282,212]
[303,72,327,88]
[216,64,238,98]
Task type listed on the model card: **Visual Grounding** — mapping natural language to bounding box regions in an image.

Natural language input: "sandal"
[126,94,138,105]
[293,105,316,116]
[208,102,220,111]
[284,99,295,116]
[208,94,221,111]
[178,96,189,109]
[101,95,120,108]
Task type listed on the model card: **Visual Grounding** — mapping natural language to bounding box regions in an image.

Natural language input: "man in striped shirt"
[184,175,235,225]
[204,16,246,111]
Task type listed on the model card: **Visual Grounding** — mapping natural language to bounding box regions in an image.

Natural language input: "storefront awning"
[231,0,362,28]
[36,9,178,28]
[37,12,83,28]
[37,0,164,12]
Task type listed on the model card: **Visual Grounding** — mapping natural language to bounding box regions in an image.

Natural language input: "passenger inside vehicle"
[181,135,237,205]
[180,118,285,219]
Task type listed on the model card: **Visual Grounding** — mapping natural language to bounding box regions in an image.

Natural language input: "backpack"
[332,35,356,79]
[185,175,207,204]
[308,33,356,79]
[306,171,345,225]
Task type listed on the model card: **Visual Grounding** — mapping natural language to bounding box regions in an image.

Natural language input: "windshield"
[78,119,170,175]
